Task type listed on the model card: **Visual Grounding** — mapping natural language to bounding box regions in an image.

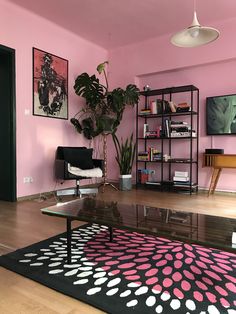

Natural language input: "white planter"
[119,174,132,191]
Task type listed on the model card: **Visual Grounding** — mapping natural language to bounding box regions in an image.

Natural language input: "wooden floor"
[0,188,235,313]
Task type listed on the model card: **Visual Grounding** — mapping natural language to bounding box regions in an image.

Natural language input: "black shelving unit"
[136,85,199,194]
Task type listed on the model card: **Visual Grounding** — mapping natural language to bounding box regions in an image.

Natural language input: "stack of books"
[140,108,151,115]
[173,171,190,186]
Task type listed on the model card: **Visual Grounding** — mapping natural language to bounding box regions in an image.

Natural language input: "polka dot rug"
[0,223,236,314]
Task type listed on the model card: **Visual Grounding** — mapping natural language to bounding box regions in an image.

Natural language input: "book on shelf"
[143,123,149,138]
[140,109,151,115]
[168,101,176,113]
[145,181,161,186]
[171,131,196,137]
[173,176,189,182]
[174,171,189,177]
[150,101,157,114]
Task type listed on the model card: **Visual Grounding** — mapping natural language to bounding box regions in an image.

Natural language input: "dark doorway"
[0,44,16,201]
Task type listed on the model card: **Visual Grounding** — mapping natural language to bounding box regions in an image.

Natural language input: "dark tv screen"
[206,94,236,135]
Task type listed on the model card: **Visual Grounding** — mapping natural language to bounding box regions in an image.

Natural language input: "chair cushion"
[63,148,94,170]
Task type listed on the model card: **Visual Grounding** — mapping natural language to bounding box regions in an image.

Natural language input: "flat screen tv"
[206,94,236,135]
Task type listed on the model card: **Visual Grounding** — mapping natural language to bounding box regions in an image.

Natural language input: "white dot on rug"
[107,277,121,287]
[94,277,108,285]
[87,287,101,295]
[186,299,196,311]
[170,299,181,310]
[135,286,148,295]
[106,288,119,296]
[120,290,131,297]
[207,305,220,314]
[155,305,163,313]
[93,271,106,278]
[160,292,170,301]
[73,279,88,285]
[64,269,79,277]
[126,299,138,307]
[146,295,156,307]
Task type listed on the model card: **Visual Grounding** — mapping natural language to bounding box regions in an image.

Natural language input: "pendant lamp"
[171,8,219,48]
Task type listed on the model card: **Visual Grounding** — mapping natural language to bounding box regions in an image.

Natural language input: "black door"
[0,44,16,201]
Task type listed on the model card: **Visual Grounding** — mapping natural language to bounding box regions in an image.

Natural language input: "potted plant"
[113,133,136,191]
[71,61,140,139]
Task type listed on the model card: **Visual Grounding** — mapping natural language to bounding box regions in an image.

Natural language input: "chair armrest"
[93,159,104,171]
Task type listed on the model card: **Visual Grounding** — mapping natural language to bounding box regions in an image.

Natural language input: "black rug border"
[0,223,112,314]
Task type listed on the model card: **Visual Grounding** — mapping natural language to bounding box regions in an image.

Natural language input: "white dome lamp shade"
[171,11,220,48]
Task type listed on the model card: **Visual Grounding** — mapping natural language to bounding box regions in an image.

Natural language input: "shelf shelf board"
[137,159,197,164]
[139,85,199,96]
[138,111,197,118]
[138,137,197,140]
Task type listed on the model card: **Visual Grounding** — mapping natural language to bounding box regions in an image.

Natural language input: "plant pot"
[119,174,132,191]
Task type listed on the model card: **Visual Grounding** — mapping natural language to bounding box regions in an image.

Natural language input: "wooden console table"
[203,154,236,195]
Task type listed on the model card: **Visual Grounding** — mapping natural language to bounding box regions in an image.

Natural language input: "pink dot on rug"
[193,291,203,302]
[174,260,183,269]
[220,297,230,308]
[196,261,208,269]
[156,260,167,267]
[184,244,193,251]
[196,281,208,291]
[105,261,119,266]
[165,253,173,261]
[134,257,149,263]
[225,282,236,293]
[176,252,184,259]
[163,278,173,288]
[204,270,221,281]
[146,277,158,285]
[145,268,158,277]
[185,258,193,264]
[183,270,195,280]
[137,263,151,270]
[173,288,184,299]
[109,269,120,275]
[153,254,163,260]
[125,275,140,281]
[123,269,137,275]
[172,246,182,253]
[215,285,228,296]
[118,262,136,269]
[206,292,217,303]
[224,275,236,284]
[162,266,173,275]
[181,280,191,291]
[118,255,135,260]
[152,284,162,294]
[172,272,182,282]
[190,265,202,275]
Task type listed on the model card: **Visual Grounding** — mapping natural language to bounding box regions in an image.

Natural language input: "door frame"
[0,44,16,201]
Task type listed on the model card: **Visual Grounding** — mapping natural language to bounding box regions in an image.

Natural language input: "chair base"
[56,187,98,198]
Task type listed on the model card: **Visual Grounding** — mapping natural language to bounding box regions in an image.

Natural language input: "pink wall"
[0,0,107,197]
[109,17,236,192]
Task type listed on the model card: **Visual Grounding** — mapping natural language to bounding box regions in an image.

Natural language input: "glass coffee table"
[41,197,236,263]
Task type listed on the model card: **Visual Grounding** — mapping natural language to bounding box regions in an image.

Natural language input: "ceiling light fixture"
[171,1,219,48]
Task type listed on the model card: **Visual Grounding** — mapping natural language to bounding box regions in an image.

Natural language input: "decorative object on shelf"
[171,0,219,48]
[33,47,68,119]
[113,133,136,191]
[143,85,151,91]
[71,61,140,139]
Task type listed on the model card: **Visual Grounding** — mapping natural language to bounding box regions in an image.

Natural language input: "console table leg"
[109,226,113,242]
[66,219,72,264]
[208,168,222,196]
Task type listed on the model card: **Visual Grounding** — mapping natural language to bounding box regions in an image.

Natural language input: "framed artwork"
[33,47,68,119]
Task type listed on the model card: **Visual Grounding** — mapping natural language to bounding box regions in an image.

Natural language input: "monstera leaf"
[74,73,105,108]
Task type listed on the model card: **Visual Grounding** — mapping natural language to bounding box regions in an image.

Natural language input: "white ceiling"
[8,0,236,49]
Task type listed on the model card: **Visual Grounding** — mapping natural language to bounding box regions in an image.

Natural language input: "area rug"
[0,224,236,314]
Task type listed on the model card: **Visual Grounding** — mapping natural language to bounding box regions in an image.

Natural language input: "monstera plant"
[71,61,140,139]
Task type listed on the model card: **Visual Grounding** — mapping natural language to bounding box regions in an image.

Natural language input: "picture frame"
[33,47,68,119]
[206,94,236,135]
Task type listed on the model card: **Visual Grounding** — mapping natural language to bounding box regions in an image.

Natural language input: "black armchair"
[55,146,103,197]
